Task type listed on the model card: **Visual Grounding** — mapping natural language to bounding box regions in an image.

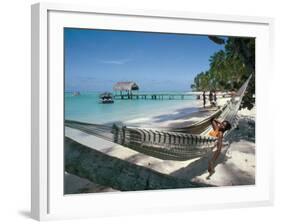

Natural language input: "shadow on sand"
[170,146,230,181]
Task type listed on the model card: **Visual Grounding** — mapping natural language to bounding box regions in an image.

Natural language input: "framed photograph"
[31,2,274,221]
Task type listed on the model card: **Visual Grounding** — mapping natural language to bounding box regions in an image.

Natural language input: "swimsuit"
[209,129,220,138]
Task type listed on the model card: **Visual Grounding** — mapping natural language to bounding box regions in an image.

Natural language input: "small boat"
[72,91,80,96]
[99,92,114,104]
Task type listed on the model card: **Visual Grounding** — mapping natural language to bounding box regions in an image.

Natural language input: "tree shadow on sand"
[151,107,200,122]
[226,116,255,143]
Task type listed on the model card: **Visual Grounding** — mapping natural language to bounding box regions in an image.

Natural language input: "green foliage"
[191,71,210,91]
[191,37,255,110]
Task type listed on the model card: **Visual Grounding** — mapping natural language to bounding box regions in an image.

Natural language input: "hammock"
[65,75,252,161]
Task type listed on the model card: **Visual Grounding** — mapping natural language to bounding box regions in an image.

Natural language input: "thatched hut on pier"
[113,82,139,99]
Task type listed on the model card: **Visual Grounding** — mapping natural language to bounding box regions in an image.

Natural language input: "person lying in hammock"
[208,118,232,176]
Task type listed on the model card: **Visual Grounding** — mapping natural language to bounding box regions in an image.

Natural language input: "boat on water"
[72,91,81,96]
[99,92,114,104]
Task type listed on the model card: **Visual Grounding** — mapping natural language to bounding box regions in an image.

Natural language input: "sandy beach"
[64,96,255,194]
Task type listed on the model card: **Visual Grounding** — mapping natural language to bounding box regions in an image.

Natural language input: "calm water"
[65,92,199,124]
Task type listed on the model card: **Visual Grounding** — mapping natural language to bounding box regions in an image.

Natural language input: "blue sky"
[64,28,225,92]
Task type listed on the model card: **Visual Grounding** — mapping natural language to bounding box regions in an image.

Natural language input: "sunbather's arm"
[211,118,220,130]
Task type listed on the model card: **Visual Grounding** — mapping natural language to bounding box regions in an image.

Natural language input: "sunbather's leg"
[208,138,222,175]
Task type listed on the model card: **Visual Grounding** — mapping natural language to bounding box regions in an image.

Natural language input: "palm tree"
[190,36,255,109]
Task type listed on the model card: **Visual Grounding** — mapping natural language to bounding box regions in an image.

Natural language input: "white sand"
[124,96,224,128]
[192,106,255,185]
[123,100,203,128]
[191,140,255,186]
[65,97,256,192]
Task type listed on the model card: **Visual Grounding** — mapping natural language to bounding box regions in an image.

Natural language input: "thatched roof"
[113,82,139,91]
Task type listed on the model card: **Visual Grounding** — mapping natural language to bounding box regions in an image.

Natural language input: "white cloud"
[98,58,131,65]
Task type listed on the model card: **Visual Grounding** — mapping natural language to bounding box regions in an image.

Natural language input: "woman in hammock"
[208,118,232,176]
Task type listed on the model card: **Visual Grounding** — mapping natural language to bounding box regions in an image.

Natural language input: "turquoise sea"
[65,92,199,124]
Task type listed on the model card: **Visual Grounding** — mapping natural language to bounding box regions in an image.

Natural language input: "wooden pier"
[114,93,197,100]
[112,81,199,100]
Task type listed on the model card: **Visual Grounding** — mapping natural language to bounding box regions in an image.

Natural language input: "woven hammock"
[65,75,252,161]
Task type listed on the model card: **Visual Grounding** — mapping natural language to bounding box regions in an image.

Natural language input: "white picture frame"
[31,2,274,221]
